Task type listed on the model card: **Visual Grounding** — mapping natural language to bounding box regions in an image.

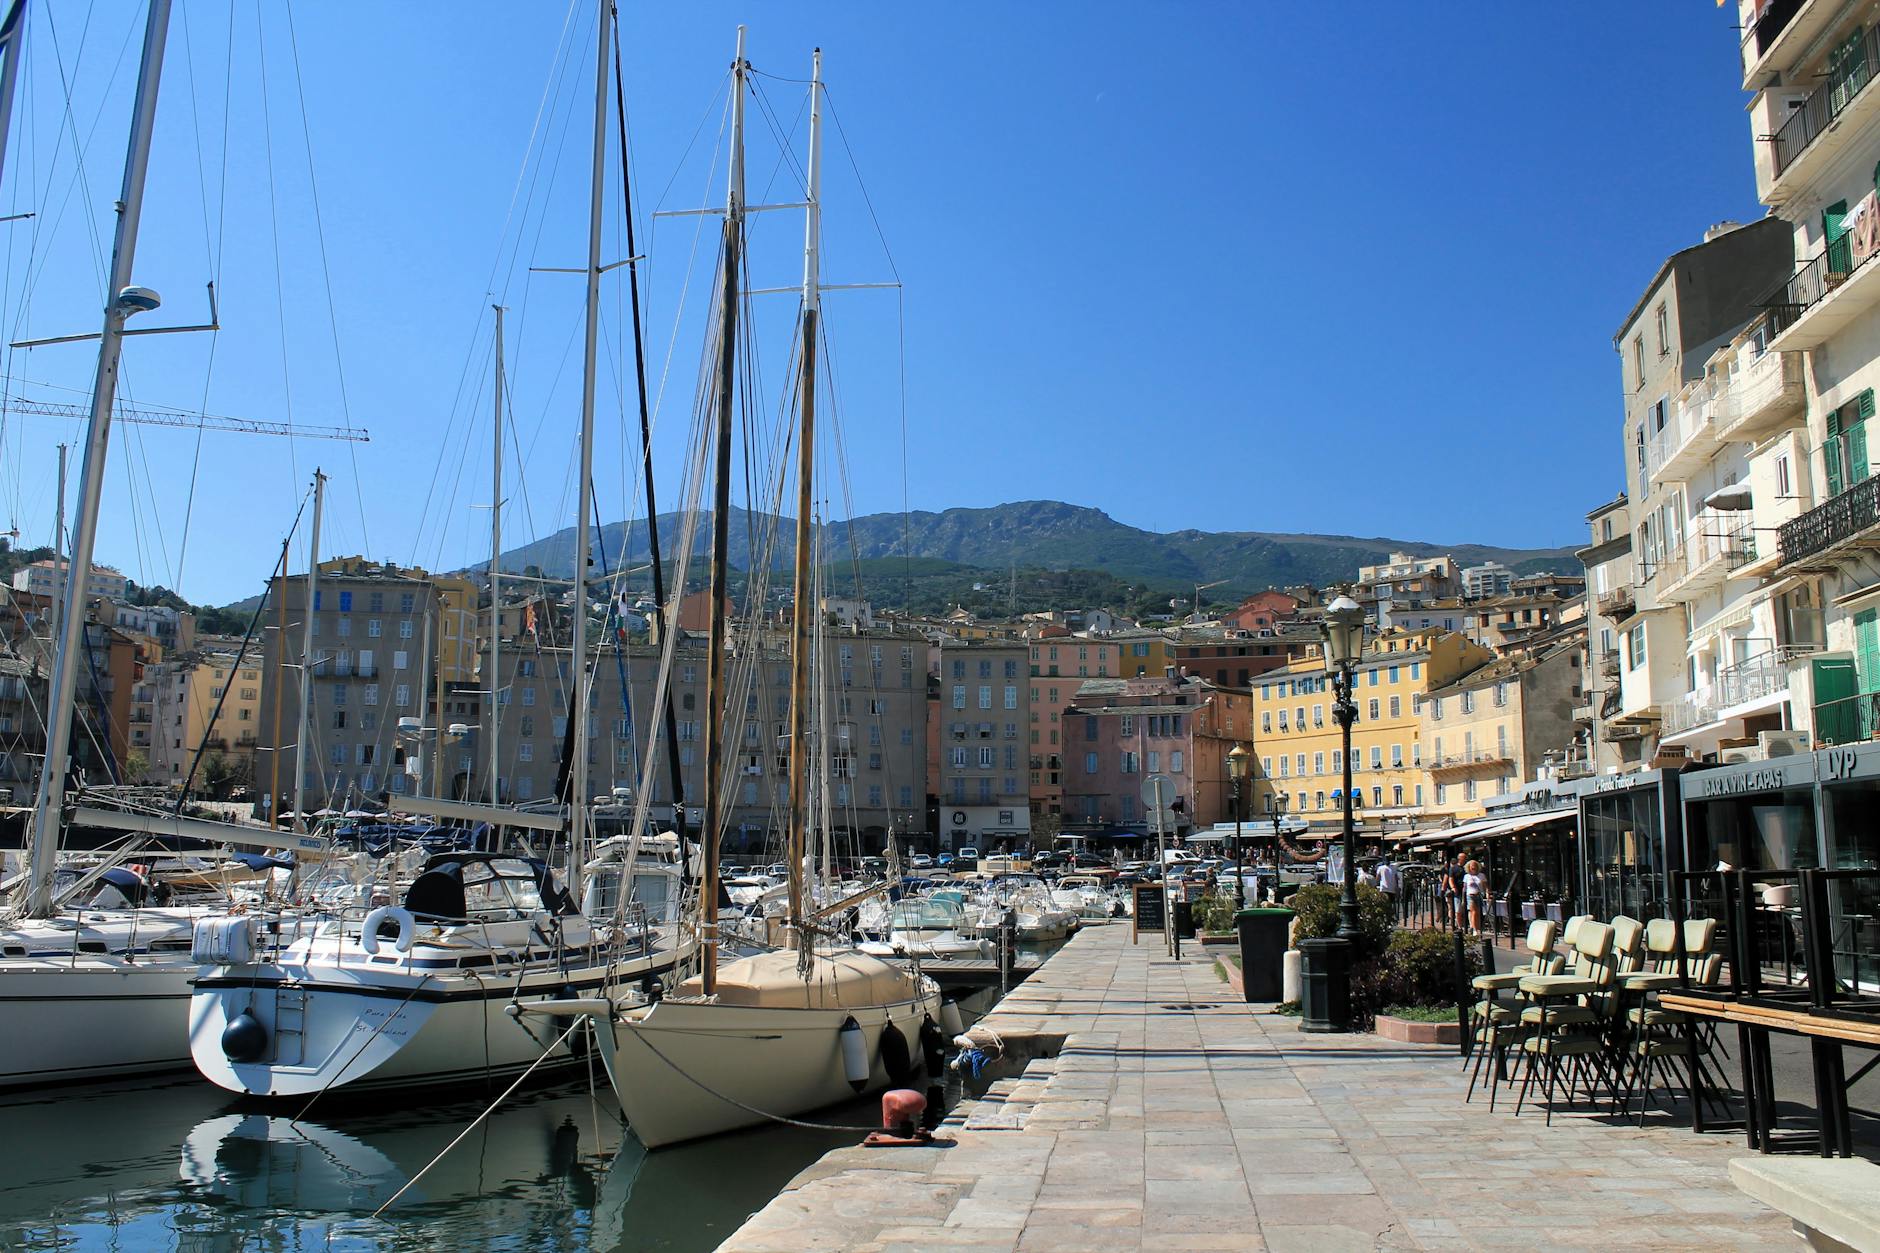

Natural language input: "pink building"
[1059,674,1253,839]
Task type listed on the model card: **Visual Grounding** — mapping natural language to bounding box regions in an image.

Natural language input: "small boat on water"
[188,846,694,1098]
[857,895,991,961]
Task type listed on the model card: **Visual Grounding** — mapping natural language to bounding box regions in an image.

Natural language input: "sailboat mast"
[700,25,747,996]
[565,0,612,896]
[291,468,323,834]
[50,443,64,641]
[783,49,823,951]
[23,0,172,917]
[0,0,28,198]
[609,6,687,842]
[488,305,504,807]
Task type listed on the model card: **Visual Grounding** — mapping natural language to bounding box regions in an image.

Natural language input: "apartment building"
[1579,495,1638,771]
[1418,634,1583,818]
[1735,0,1880,745]
[1168,627,1296,688]
[11,559,129,604]
[255,558,477,818]
[476,632,929,849]
[1248,628,1495,830]
[137,645,264,789]
[1220,590,1300,633]
[1608,219,1794,758]
[1460,562,1514,600]
[1110,628,1176,679]
[1058,672,1253,834]
[931,638,1030,845]
[1353,553,1459,618]
[1026,637,1119,818]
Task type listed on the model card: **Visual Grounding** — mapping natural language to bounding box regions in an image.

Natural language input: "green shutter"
[1827,200,1854,274]
[1827,407,1846,498]
[1831,29,1869,114]
[1857,609,1880,694]
[1815,654,1862,745]
[1851,420,1870,483]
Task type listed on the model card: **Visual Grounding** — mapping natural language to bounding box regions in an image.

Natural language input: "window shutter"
[1851,419,1871,483]
[1827,200,1854,273]
[1827,408,1846,498]
[1857,608,1880,695]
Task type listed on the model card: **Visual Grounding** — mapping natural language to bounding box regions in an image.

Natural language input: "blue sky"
[0,2,1766,606]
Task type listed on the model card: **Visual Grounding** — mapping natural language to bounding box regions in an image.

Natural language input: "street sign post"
[1144,775,1176,958]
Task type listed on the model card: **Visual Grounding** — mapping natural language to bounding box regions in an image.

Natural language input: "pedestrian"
[1445,855,1466,928]
[1357,863,1376,890]
[1464,859,1486,933]
[1376,857,1400,919]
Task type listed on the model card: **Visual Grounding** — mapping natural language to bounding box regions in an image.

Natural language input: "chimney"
[1702,220,1742,243]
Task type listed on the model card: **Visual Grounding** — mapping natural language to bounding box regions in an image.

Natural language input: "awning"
[1452,807,1576,843]
[1402,813,1506,847]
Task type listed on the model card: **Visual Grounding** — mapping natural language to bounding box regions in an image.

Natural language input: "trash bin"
[1298,936,1352,1033]
[1234,907,1292,1003]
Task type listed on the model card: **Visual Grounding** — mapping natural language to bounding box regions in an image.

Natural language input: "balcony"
[1765,23,1880,199]
[1714,339,1806,443]
[1598,648,1622,679]
[1645,386,1727,486]
[1817,690,1880,745]
[1427,749,1512,779]
[1777,473,1880,570]
[1596,585,1635,623]
[1741,0,1830,90]
[1659,513,1758,602]
[1764,225,1880,353]
[1662,649,1803,736]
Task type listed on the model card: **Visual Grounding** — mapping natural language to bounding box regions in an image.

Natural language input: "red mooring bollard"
[863,1088,931,1146]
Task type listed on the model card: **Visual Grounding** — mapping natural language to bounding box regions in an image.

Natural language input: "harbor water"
[0,1066,880,1251]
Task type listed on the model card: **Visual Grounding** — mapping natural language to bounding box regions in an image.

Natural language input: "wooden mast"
[783,49,823,959]
[700,26,748,995]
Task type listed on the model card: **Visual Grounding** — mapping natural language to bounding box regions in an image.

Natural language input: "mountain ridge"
[492,500,1578,597]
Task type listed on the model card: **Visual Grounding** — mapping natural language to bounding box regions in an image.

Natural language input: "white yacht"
[188,847,694,1098]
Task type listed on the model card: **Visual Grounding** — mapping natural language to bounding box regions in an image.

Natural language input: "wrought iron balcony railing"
[1778,473,1880,568]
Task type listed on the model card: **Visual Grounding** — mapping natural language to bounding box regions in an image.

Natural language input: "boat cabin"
[402,854,576,923]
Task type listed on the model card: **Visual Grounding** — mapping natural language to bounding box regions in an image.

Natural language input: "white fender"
[361,905,416,956]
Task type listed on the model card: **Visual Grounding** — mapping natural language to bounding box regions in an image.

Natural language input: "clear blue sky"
[0,2,1766,606]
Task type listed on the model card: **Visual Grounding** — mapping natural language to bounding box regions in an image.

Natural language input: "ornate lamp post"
[1226,743,1250,907]
[1322,595,1366,942]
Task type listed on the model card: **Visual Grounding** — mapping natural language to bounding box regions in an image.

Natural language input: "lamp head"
[1226,742,1250,780]
[1322,595,1365,670]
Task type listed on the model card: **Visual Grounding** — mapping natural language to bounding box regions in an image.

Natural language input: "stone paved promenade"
[719,924,1790,1252]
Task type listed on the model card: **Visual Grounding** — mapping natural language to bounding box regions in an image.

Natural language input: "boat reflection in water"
[0,1072,868,1252]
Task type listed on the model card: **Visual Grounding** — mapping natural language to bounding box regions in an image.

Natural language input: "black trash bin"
[1298,936,1352,1033]
[1234,907,1292,1003]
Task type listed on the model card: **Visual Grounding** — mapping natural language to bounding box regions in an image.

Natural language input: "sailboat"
[568,32,941,1150]
[187,158,699,1094]
[0,0,329,1089]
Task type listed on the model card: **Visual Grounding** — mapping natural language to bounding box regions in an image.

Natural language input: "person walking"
[1376,856,1401,920]
[1464,859,1487,933]
[1445,855,1466,928]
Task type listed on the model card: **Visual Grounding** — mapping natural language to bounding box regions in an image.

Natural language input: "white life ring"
[361,905,416,956]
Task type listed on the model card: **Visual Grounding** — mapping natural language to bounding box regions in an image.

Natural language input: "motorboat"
[857,896,991,960]
[189,850,695,1098]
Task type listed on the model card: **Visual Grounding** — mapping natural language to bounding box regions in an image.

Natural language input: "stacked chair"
[1513,918,1619,1125]
[1465,919,1561,1107]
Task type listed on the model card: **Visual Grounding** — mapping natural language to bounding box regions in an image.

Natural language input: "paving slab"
[716,922,1790,1252]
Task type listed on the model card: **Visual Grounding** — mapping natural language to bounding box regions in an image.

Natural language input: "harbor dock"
[720,924,1789,1252]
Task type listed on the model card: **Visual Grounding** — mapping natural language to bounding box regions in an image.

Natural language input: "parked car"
[957,846,980,862]
[860,856,888,877]
[909,853,934,870]
[935,852,956,868]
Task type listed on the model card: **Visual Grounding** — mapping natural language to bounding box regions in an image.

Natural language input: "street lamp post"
[1322,595,1366,942]
[1226,743,1250,908]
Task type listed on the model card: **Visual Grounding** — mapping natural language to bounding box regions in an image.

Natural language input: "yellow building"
[139,644,265,790]
[1249,627,1495,830]
[1111,629,1176,679]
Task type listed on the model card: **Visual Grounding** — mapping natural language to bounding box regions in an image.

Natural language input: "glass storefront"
[1824,780,1880,991]
[1579,772,1681,922]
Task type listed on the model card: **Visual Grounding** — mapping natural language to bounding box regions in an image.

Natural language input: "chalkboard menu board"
[1132,883,1165,940]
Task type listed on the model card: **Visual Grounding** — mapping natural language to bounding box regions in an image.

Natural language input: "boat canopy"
[402,853,577,922]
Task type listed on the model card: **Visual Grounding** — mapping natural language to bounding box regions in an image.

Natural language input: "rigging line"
[896,287,911,598]
[252,2,300,491]
[26,0,125,310]
[818,86,900,284]
[281,3,370,555]
[170,0,236,596]
[483,0,580,302]
[746,77,807,205]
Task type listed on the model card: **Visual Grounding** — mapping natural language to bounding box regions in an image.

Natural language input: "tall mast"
[608,2,686,840]
[49,443,64,642]
[290,468,323,834]
[268,537,287,828]
[783,49,823,955]
[488,306,505,806]
[700,25,747,995]
[565,0,612,897]
[24,0,172,916]
[0,0,29,198]
[414,590,432,798]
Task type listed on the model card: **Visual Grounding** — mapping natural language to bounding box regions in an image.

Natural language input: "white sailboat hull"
[593,980,941,1149]
[190,934,695,1098]
[0,959,197,1086]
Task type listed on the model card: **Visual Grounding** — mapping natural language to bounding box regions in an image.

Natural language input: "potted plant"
[1193,893,1239,946]
[1370,928,1481,1045]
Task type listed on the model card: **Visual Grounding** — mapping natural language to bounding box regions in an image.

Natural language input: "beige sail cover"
[675,949,918,1009]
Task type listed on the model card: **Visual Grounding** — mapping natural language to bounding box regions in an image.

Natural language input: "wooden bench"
[1729,1156,1880,1252]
